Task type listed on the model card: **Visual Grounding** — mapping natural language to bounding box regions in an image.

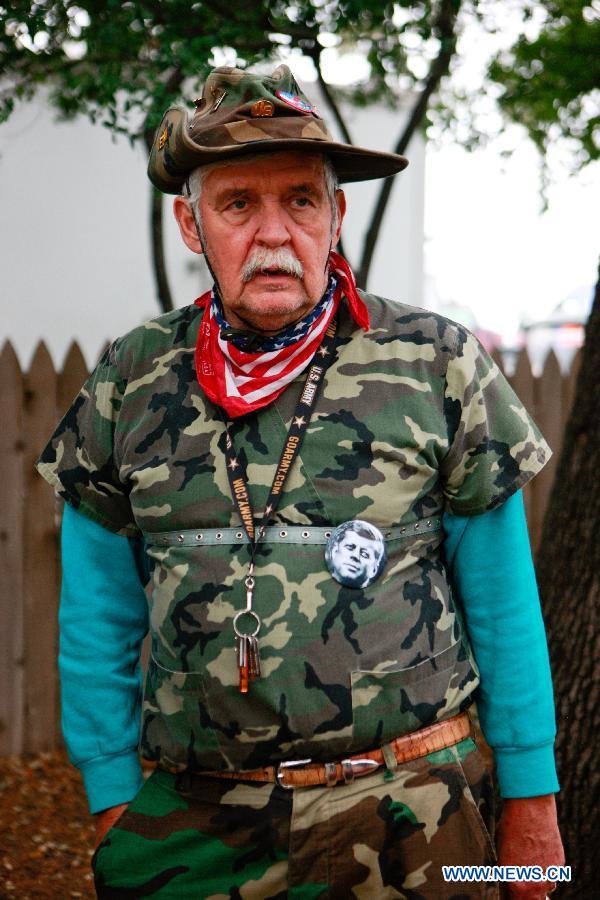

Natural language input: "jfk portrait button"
[325,520,387,588]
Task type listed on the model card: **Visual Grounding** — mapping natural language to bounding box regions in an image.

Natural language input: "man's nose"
[254,202,291,246]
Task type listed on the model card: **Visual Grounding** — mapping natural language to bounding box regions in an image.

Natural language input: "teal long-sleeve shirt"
[59,491,558,814]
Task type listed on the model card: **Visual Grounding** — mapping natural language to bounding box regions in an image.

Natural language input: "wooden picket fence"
[0,339,582,756]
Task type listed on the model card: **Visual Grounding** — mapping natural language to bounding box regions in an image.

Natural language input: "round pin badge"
[276,90,315,113]
[325,520,387,589]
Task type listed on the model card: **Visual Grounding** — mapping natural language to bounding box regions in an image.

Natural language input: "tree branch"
[309,47,354,146]
[143,66,183,314]
[229,38,273,52]
[356,0,460,289]
[148,185,174,312]
[201,0,274,36]
[200,0,243,23]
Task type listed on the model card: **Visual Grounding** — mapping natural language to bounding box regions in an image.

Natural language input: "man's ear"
[173,196,204,254]
[331,189,347,248]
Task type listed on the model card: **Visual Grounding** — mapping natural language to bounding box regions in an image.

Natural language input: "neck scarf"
[194,251,369,418]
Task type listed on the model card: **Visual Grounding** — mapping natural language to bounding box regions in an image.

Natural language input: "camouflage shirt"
[37,293,550,772]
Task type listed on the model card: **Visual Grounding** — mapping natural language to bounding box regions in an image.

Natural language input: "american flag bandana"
[194,252,370,418]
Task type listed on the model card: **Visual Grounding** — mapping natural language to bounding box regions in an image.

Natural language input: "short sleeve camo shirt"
[37,292,550,771]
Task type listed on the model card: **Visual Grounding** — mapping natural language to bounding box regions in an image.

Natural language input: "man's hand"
[497,794,565,898]
[94,802,129,849]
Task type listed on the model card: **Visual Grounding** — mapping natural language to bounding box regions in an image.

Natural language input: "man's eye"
[293,197,311,208]
[230,200,247,210]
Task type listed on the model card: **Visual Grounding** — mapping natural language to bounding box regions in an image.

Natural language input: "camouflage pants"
[93,737,498,899]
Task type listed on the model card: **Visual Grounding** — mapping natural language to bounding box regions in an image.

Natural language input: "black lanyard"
[220,316,338,692]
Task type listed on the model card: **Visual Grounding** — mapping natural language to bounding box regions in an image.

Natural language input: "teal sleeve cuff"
[80,750,145,815]
[494,743,560,799]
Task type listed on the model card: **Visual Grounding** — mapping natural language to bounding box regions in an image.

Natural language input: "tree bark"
[535,269,600,897]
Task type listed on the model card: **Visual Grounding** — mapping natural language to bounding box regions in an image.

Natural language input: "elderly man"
[38,66,564,898]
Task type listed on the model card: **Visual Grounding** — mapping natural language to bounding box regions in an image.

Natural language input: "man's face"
[174,152,345,334]
[333,531,379,585]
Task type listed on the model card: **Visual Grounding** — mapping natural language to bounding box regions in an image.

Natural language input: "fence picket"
[58,340,88,417]
[0,343,25,755]
[22,341,60,752]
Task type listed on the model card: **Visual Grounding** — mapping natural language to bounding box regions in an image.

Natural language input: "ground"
[0,752,95,899]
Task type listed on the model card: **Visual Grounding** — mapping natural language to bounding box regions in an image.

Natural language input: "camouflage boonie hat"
[148,64,409,193]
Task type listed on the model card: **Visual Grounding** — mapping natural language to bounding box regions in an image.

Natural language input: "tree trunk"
[535,269,600,897]
[143,70,182,314]
[149,184,174,313]
[144,125,174,314]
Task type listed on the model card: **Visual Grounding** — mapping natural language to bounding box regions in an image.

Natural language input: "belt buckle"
[277,755,380,790]
[276,757,312,789]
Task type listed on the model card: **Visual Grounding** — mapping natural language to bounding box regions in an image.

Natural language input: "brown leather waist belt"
[192,712,470,790]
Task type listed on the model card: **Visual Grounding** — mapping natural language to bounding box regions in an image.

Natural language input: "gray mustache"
[241,248,304,283]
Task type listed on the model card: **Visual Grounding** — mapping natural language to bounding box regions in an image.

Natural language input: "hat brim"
[148,107,408,194]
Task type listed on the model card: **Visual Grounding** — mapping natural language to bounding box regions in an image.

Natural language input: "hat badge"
[158,124,170,151]
[276,90,314,114]
[251,99,275,117]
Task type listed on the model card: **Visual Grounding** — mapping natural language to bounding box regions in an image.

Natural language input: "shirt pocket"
[350,639,471,747]
[140,656,221,770]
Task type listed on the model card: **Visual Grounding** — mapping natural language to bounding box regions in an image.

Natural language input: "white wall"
[0,90,424,368]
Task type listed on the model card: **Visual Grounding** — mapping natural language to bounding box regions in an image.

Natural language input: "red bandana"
[194,252,369,418]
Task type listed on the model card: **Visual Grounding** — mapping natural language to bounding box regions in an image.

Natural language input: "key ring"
[233,609,261,639]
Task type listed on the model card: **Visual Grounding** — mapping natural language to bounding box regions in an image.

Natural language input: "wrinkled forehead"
[199,150,328,194]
